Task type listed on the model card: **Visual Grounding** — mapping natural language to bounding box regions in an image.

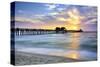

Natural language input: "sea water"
[14,32,97,61]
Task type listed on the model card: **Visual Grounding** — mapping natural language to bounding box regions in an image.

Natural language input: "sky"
[12,1,97,31]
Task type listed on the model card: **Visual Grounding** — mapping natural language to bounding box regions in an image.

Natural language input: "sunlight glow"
[67,24,80,30]
[65,33,81,59]
[66,51,80,59]
[66,8,83,30]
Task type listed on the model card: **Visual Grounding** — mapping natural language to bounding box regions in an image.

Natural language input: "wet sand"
[15,51,83,66]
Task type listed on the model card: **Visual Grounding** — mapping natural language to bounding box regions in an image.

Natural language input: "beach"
[15,51,83,66]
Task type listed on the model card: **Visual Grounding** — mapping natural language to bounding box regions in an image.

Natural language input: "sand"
[14,51,83,66]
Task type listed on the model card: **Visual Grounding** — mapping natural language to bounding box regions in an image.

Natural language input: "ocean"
[14,32,97,61]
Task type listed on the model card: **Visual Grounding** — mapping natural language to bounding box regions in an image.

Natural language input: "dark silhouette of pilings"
[11,27,83,36]
[12,28,57,36]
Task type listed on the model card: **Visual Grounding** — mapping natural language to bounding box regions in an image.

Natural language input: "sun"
[66,16,81,30]
[67,24,80,30]
[66,8,83,30]
[71,25,79,30]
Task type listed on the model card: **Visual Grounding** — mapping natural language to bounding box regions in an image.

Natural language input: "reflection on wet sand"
[65,51,80,59]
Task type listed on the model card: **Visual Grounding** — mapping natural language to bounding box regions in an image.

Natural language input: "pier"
[11,28,66,36]
[11,27,82,36]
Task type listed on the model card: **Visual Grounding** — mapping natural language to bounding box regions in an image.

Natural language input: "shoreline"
[14,51,85,66]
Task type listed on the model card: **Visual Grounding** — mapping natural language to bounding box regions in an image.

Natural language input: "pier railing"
[11,28,67,36]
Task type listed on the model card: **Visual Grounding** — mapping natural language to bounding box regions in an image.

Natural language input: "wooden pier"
[11,28,66,36]
[11,27,82,36]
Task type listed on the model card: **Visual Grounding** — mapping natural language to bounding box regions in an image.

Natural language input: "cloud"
[48,12,59,16]
[84,18,97,24]
[67,8,80,19]
[79,6,97,20]
[65,7,84,25]
[15,17,42,23]
[45,4,58,10]
[56,8,66,12]
[33,14,46,20]
[82,11,97,24]
[56,17,67,21]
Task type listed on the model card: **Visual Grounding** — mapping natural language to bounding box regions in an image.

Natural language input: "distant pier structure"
[11,28,64,36]
[11,27,82,36]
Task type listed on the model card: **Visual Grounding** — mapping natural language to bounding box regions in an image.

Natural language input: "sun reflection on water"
[65,33,81,60]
